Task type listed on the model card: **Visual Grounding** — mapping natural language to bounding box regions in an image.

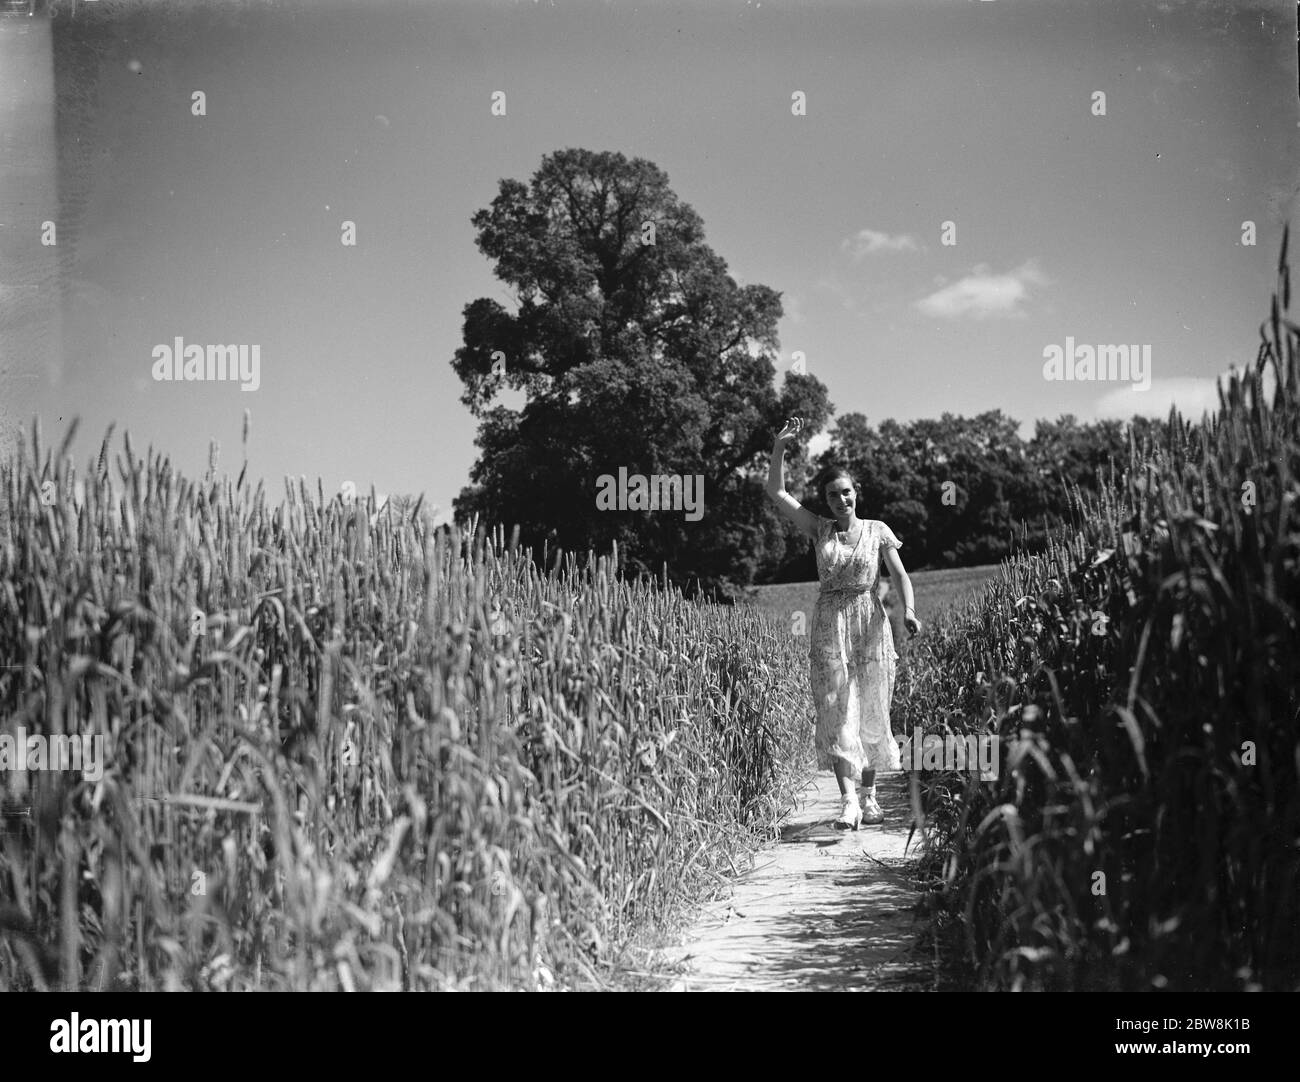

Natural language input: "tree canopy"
[452,148,830,597]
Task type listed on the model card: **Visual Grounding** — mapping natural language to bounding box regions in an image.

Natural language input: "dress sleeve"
[877,521,902,550]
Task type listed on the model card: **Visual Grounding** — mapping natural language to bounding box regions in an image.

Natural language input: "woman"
[765,417,921,829]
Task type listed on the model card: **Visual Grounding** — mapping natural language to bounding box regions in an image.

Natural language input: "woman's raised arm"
[766,418,822,539]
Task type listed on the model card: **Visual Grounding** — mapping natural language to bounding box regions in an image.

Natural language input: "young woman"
[765,417,921,829]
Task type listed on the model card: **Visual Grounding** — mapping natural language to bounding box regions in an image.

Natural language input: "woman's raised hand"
[775,417,804,443]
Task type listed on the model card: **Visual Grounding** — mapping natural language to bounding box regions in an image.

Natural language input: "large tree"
[452,149,830,597]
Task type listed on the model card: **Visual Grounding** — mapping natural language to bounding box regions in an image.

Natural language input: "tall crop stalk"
[897,229,1300,991]
[0,429,813,990]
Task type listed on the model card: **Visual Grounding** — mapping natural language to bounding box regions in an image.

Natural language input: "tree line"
[782,409,1175,582]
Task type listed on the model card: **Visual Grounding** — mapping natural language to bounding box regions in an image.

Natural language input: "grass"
[0,425,815,991]
[895,229,1300,992]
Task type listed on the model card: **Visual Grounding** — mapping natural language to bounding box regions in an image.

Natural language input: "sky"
[0,0,1296,522]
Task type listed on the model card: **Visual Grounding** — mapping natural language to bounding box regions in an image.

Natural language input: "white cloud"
[842,228,921,261]
[1094,364,1278,422]
[914,260,1048,320]
[1095,377,1217,422]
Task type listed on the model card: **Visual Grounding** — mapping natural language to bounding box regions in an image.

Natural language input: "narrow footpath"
[654,771,934,991]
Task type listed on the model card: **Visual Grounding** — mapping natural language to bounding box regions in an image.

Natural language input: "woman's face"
[824,476,855,517]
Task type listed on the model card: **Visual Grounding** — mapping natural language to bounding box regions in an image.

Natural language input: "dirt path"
[654,771,934,991]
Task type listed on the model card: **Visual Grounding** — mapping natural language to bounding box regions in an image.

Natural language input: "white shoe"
[834,792,862,830]
[860,792,884,824]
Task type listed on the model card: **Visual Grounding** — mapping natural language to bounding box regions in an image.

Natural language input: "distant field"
[743,564,1001,658]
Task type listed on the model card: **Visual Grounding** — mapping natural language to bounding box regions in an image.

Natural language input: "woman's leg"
[833,757,860,827]
[835,758,856,796]
[860,766,876,796]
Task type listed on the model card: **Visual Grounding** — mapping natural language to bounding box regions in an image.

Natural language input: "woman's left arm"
[882,545,922,636]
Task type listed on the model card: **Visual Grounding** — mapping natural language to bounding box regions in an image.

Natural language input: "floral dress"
[809,518,903,777]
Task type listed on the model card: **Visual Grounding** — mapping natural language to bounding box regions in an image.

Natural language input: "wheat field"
[0,434,814,990]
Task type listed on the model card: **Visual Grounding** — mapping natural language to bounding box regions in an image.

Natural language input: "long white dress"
[809,517,903,777]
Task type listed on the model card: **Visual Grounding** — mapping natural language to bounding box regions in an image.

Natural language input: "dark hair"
[806,463,857,521]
